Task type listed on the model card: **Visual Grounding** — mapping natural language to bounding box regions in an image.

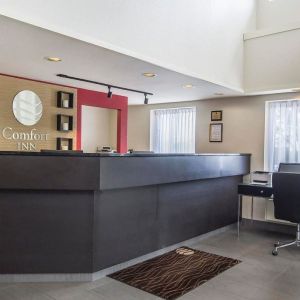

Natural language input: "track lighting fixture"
[144,93,149,105]
[57,74,153,105]
[107,86,112,98]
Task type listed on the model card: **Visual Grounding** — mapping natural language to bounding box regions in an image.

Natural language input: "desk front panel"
[238,184,273,198]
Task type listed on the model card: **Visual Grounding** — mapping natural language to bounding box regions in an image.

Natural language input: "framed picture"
[209,123,223,142]
[211,110,222,121]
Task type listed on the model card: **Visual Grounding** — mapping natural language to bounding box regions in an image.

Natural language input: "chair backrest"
[278,163,300,173]
[272,172,300,223]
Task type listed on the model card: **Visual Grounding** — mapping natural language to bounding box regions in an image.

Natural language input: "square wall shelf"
[56,138,73,151]
[57,91,74,109]
[57,114,73,131]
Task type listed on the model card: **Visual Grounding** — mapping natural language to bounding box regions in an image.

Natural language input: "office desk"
[237,183,273,236]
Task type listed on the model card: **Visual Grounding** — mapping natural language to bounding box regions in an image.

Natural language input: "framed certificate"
[209,123,223,142]
[211,110,222,121]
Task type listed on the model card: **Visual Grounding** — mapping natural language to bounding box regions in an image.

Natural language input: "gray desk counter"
[0,152,250,277]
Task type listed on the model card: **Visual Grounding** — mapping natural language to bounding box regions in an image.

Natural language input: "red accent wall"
[77,89,128,153]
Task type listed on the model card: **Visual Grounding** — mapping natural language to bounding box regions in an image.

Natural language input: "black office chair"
[272,172,300,256]
[278,163,300,173]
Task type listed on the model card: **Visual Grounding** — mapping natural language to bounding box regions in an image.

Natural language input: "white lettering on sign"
[1,127,50,151]
[17,142,36,151]
[2,127,49,141]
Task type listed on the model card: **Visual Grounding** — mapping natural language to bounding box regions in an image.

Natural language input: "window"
[150,107,196,153]
[265,100,300,171]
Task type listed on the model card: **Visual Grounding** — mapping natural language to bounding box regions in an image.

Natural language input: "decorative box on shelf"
[57,91,74,109]
[57,114,73,131]
[56,138,73,151]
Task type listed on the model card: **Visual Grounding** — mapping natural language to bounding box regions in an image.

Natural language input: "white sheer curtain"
[266,100,300,171]
[150,107,196,153]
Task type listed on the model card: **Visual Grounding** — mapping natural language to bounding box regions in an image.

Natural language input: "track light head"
[107,86,112,98]
[144,93,149,105]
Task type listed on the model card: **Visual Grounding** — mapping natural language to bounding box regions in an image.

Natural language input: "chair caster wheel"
[272,250,278,256]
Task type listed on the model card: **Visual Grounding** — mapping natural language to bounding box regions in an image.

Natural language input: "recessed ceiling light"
[45,56,62,62]
[142,72,157,78]
[183,84,194,88]
[214,92,224,96]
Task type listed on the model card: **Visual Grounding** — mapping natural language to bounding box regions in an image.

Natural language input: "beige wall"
[81,106,117,152]
[128,92,300,220]
[128,92,300,171]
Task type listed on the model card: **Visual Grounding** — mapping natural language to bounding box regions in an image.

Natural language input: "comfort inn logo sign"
[1,90,50,151]
[13,90,43,126]
[2,128,49,151]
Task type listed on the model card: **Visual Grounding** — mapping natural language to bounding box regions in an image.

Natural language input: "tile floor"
[1,226,300,300]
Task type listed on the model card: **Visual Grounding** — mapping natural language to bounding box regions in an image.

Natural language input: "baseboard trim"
[0,224,234,283]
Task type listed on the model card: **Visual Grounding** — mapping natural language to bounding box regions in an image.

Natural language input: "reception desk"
[0,152,250,279]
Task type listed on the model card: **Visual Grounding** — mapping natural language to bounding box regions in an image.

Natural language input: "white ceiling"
[0,15,241,105]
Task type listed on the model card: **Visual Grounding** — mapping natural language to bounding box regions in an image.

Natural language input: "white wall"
[244,29,300,92]
[81,106,117,153]
[257,0,300,29]
[244,0,300,93]
[0,0,256,91]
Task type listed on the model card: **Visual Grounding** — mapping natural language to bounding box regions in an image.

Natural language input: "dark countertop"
[0,151,251,157]
[0,151,251,190]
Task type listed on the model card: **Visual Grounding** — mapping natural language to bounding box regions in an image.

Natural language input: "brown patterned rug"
[108,246,241,300]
